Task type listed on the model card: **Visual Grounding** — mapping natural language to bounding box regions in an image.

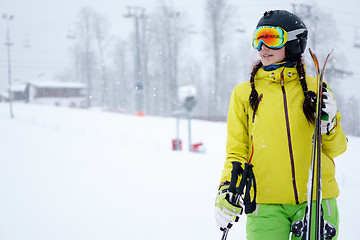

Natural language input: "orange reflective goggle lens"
[253,26,287,50]
[253,26,307,50]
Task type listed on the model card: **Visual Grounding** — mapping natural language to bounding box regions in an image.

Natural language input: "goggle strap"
[287,28,306,41]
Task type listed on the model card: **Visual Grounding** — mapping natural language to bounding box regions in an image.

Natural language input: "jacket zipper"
[249,135,254,163]
[280,70,299,204]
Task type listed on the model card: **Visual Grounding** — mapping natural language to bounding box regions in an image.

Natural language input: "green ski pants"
[246,198,339,240]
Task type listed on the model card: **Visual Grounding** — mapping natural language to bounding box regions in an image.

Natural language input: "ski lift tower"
[3,13,14,119]
[124,6,146,116]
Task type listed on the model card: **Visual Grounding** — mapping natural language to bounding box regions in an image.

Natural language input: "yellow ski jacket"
[220,65,347,205]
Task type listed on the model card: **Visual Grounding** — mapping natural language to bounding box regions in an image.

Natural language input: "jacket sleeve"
[322,111,347,158]
[220,85,250,185]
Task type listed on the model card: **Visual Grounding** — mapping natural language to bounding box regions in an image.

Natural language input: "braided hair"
[248,56,315,123]
[296,56,316,123]
[249,61,263,111]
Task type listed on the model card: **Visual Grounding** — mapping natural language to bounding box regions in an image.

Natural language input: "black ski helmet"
[256,10,308,59]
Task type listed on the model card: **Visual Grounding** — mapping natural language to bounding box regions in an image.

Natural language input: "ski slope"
[0,103,358,240]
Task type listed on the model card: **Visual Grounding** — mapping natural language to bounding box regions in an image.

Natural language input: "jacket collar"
[262,61,297,71]
[255,64,300,83]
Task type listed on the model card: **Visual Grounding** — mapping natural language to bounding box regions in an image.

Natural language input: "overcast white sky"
[1,0,359,93]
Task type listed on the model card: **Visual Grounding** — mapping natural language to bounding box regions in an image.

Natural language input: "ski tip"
[309,48,334,55]
[308,48,317,59]
[309,48,313,55]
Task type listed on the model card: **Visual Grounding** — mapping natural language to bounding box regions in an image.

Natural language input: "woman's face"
[258,44,286,66]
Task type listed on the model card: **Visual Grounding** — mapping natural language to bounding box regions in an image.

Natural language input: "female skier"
[214,10,347,240]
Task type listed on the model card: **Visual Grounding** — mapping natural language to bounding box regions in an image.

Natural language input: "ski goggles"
[252,26,306,50]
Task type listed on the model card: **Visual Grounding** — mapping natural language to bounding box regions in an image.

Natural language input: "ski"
[312,48,334,240]
[291,49,335,240]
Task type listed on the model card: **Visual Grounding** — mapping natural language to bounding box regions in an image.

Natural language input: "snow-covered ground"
[0,103,358,240]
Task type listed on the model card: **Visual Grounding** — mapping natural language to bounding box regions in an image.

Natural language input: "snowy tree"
[146,0,191,116]
[203,0,239,119]
[111,39,133,112]
[93,13,110,107]
[292,4,339,74]
[69,7,110,108]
